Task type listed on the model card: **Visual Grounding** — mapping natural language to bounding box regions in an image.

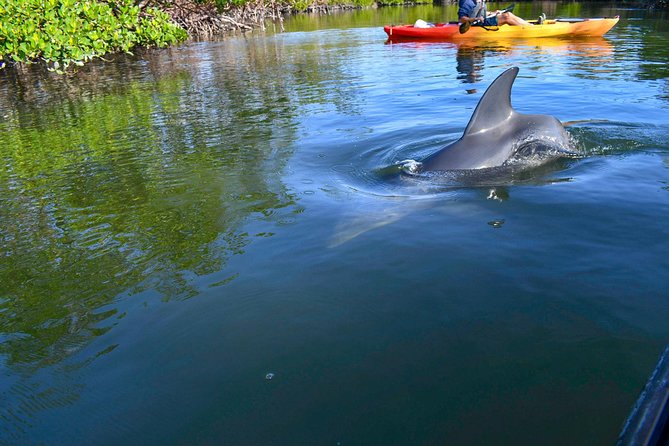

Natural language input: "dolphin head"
[420,67,574,171]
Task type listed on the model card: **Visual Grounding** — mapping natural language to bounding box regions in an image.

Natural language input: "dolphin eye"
[507,139,564,165]
[514,141,548,157]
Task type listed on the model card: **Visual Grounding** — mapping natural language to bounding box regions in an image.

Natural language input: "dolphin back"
[419,67,573,171]
[464,67,518,135]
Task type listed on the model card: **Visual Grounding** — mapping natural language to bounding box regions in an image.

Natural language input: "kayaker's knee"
[498,12,531,27]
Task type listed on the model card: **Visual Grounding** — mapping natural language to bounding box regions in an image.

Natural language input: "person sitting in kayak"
[458,0,534,33]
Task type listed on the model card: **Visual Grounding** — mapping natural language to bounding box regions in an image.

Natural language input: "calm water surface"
[1,3,669,445]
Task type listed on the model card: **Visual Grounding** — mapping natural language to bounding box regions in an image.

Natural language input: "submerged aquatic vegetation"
[0,0,188,71]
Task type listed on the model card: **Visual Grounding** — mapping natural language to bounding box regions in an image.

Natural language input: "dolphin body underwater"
[418,67,575,172]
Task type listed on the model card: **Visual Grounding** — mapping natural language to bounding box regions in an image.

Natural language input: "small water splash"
[398,159,423,175]
[486,188,508,201]
[568,121,669,156]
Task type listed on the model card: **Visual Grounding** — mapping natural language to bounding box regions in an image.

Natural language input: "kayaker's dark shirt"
[458,0,484,19]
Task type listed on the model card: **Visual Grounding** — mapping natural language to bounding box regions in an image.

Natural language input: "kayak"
[384,17,619,40]
[618,343,669,445]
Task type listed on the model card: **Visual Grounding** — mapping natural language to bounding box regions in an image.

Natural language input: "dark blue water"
[1,3,668,445]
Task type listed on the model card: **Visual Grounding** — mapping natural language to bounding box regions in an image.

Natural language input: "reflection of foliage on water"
[282,4,460,31]
[0,34,352,377]
[636,15,669,100]
[271,36,363,115]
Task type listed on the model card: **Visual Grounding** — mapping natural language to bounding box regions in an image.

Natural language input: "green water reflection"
[0,42,312,373]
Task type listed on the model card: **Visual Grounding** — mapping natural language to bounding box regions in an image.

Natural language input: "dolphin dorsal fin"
[464,67,519,135]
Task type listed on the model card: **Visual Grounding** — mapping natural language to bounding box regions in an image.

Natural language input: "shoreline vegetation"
[0,0,666,72]
[0,0,421,72]
[0,0,188,72]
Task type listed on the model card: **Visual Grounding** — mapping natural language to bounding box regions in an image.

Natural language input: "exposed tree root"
[163,0,287,37]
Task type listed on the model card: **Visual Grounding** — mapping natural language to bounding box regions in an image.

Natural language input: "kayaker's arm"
[458,0,479,24]
[461,9,499,23]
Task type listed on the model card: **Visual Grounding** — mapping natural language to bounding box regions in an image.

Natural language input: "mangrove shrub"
[207,0,416,12]
[0,0,188,71]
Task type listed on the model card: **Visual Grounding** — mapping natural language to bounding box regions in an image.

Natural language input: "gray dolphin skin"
[421,67,573,171]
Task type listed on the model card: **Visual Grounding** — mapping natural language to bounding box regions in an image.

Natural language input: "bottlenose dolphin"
[420,67,574,171]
